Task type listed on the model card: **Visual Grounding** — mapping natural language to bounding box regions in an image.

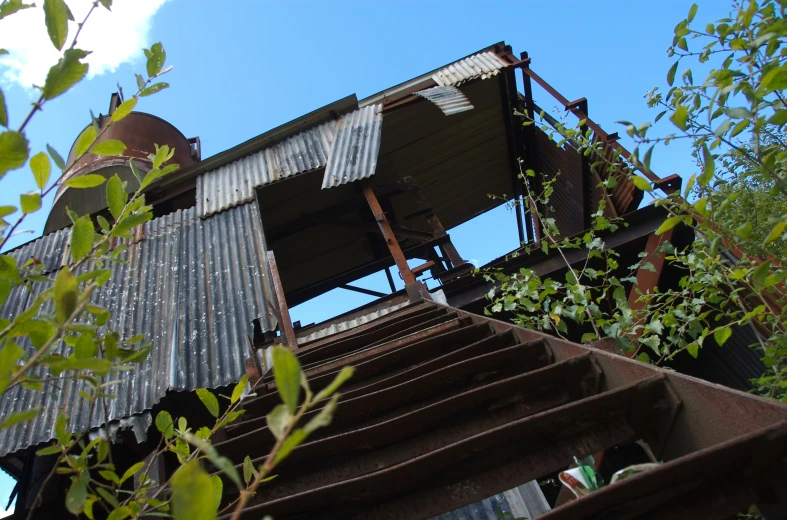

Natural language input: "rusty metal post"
[361,180,417,286]
[266,250,298,349]
[499,68,527,244]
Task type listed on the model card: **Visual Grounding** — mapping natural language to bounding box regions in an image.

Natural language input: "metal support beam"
[340,284,387,298]
[310,215,434,241]
[499,69,527,244]
[385,267,396,293]
[266,250,298,349]
[361,180,417,286]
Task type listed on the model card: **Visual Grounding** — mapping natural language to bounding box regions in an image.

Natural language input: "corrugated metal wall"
[196,121,337,218]
[535,129,586,238]
[321,104,383,189]
[0,201,275,456]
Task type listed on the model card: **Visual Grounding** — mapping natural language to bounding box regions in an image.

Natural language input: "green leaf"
[107,507,131,520]
[0,88,7,127]
[761,64,787,94]
[66,471,89,515]
[139,163,178,190]
[0,408,39,430]
[196,388,219,418]
[667,61,679,87]
[105,173,127,220]
[30,152,51,190]
[92,139,126,156]
[686,342,699,358]
[36,445,63,456]
[139,82,169,97]
[53,268,78,324]
[687,3,697,22]
[99,0,112,10]
[243,456,253,485]
[44,0,70,51]
[764,221,786,244]
[48,357,112,376]
[64,173,105,188]
[0,0,35,21]
[713,327,732,347]
[210,474,223,511]
[314,366,354,402]
[155,411,174,439]
[74,333,96,359]
[47,144,66,170]
[171,461,217,520]
[73,125,97,158]
[135,74,146,91]
[71,216,94,262]
[752,260,772,290]
[304,393,340,434]
[110,211,152,237]
[231,374,248,404]
[735,222,752,239]
[43,49,90,100]
[0,342,24,393]
[120,461,145,485]
[20,192,40,214]
[670,105,688,130]
[111,97,136,122]
[272,346,301,413]
[0,131,29,179]
[273,428,307,465]
[145,42,166,77]
[265,404,292,441]
[698,144,714,187]
[631,176,652,192]
[656,216,683,235]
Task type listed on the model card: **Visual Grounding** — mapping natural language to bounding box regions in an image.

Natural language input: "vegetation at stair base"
[487,0,787,403]
[0,1,354,519]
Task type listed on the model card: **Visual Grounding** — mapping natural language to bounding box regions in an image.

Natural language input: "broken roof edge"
[358,41,507,108]
[145,94,359,200]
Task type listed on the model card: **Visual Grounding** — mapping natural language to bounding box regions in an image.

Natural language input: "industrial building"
[1,42,786,518]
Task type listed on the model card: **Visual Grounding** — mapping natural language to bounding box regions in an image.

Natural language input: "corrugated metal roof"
[431,52,508,87]
[296,300,410,344]
[196,121,337,218]
[414,86,474,116]
[0,201,276,456]
[321,104,383,189]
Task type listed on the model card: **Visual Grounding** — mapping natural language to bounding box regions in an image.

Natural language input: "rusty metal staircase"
[214,302,787,519]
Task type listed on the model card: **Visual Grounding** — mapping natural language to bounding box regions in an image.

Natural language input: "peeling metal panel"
[415,86,474,116]
[321,104,383,189]
[431,52,508,87]
[196,121,336,217]
[297,300,410,344]
[0,201,275,456]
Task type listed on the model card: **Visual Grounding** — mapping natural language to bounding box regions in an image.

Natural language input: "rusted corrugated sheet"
[431,52,508,87]
[535,129,585,238]
[321,104,383,189]
[415,86,474,116]
[196,121,336,217]
[0,201,275,456]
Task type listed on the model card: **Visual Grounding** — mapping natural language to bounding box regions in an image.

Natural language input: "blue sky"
[0,0,732,513]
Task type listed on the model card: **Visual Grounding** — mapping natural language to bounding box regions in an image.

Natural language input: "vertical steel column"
[574,98,593,231]
[266,250,298,350]
[361,180,417,286]
[498,68,527,244]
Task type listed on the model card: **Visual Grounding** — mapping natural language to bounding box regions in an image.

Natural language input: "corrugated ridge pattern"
[296,300,410,344]
[321,104,383,189]
[431,52,508,87]
[0,201,275,456]
[6,226,70,273]
[414,86,474,116]
[197,121,337,217]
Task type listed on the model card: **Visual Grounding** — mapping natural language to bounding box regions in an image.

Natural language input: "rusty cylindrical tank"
[44,94,199,234]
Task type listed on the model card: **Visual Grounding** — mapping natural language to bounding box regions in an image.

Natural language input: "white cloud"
[0,0,167,91]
